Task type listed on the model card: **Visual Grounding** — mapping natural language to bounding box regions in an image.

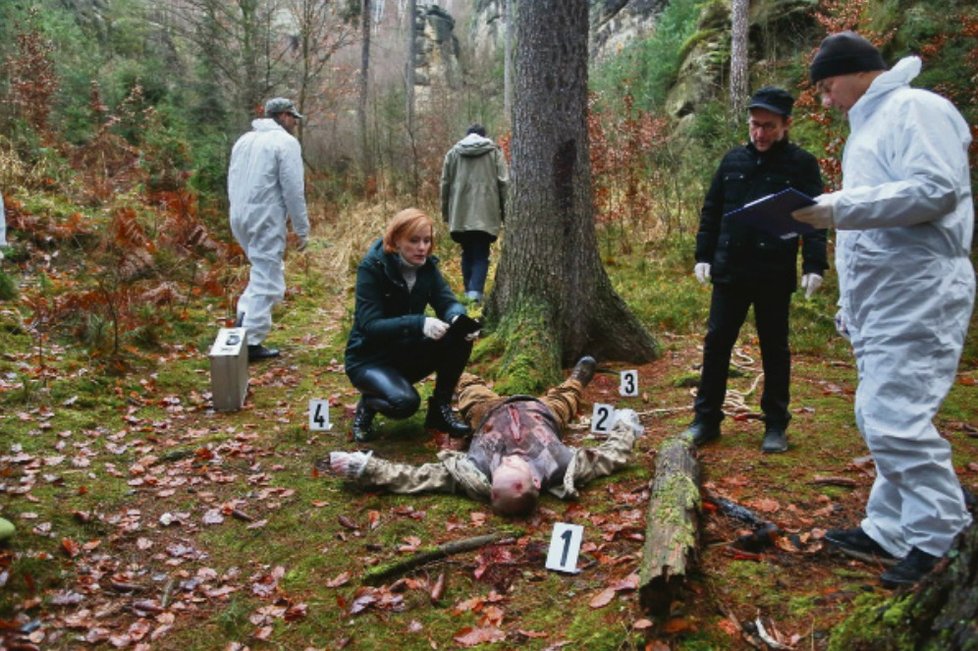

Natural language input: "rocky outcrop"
[413,3,462,108]
[591,0,668,62]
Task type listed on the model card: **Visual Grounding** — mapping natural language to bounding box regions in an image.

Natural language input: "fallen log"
[362,530,522,586]
[638,433,701,615]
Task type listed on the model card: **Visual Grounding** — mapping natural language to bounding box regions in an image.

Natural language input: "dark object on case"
[446,314,482,342]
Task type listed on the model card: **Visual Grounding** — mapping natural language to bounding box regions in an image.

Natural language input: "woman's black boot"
[352,401,377,442]
[424,398,472,438]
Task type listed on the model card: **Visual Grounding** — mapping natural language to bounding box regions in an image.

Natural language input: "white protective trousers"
[834,57,974,558]
[227,119,309,345]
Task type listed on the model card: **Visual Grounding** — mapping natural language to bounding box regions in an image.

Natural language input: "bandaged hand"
[801,273,823,299]
[792,193,837,229]
[693,262,711,285]
[423,317,450,340]
[329,451,372,478]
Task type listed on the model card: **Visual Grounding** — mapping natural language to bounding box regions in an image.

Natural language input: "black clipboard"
[446,314,481,342]
[724,188,817,237]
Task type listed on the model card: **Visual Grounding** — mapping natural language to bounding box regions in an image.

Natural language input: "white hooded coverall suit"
[833,57,974,558]
[228,118,309,346]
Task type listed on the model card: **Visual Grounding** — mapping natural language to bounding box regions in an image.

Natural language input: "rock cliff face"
[466,0,665,64]
[412,3,462,109]
[591,0,668,62]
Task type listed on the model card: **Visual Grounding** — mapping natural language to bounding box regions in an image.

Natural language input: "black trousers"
[694,281,792,429]
[347,335,473,419]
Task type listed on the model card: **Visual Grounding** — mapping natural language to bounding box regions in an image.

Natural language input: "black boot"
[684,421,721,446]
[425,398,472,438]
[248,344,280,361]
[570,356,597,387]
[352,401,376,442]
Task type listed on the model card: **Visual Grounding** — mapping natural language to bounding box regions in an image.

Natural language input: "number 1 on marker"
[546,523,584,573]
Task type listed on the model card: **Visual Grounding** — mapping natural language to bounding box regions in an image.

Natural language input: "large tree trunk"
[503,0,513,126]
[729,0,749,113]
[638,433,700,616]
[358,0,373,176]
[830,523,978,649]
[486,0,657,391]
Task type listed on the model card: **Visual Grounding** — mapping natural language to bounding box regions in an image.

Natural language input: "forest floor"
[2,202,977,651]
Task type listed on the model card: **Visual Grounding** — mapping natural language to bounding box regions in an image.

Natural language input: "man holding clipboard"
[686,87,827,453]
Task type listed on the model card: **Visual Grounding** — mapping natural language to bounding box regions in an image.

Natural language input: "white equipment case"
[209,327,249,411]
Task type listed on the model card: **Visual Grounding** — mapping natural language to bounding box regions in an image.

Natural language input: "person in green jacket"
[345,208,476,442]
[440,124,508,303]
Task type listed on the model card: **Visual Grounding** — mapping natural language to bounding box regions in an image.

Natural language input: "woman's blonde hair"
[383,208,435,253]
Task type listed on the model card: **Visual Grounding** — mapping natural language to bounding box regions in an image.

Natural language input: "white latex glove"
[800,273,823,299]
[423,317,449,340]
[834,309,851,342]
[329,451,372,478]
[792,193,837,229]
[694,262,711,285]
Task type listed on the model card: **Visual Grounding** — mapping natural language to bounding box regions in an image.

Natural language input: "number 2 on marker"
[591,403,614,434]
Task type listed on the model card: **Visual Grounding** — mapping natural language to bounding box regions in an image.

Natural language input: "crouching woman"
[345,208,474,442]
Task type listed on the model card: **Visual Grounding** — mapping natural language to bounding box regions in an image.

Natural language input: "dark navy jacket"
[344,239,465,374]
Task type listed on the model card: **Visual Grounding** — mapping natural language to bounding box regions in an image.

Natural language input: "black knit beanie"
[809,31,886,83]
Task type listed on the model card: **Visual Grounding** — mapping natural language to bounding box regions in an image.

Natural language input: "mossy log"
[638,433,700,616]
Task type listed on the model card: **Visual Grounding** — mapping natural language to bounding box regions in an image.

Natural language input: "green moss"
[828,592,916,651]
[491,300,561,394]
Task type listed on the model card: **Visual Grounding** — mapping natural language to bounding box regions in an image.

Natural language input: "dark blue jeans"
[694,281,792,429]
[452,231,496,294]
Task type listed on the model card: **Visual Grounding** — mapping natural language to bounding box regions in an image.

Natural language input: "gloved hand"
[800,273,823,299]
[423,317,449,340]
[792,193,838,229]
[694,262,711,285]
[329,451,372,478]
[834,309,851,342]
[296,236,308,252]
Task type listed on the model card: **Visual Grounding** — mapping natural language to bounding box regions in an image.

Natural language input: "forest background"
[1,0,978,649]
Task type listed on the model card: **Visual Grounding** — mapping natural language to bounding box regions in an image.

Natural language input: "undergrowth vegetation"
[1,0,977,649]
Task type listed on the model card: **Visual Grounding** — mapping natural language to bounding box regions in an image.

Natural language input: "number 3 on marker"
[308,399,332,431]
[545,523,584,573]
[619,369,638,397]
[591,403,614,435]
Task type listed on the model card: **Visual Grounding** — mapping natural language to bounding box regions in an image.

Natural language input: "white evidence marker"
[619,369,638,397]
[591,403,615,435]
[545,522,584,573]
[308,399,333,431]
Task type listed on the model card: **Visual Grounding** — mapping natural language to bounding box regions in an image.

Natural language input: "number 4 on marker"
[308,399,332,431]
[546,523,584,573]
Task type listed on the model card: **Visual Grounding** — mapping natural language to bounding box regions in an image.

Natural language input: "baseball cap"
[264,97,304,119]
[747,86,794,117]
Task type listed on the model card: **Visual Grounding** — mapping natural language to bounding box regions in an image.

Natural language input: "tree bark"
[503,0,513,126]
[359,0,373,176]
[729,0,750,113]
[486,0,657,390]
[638,433,700,616]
